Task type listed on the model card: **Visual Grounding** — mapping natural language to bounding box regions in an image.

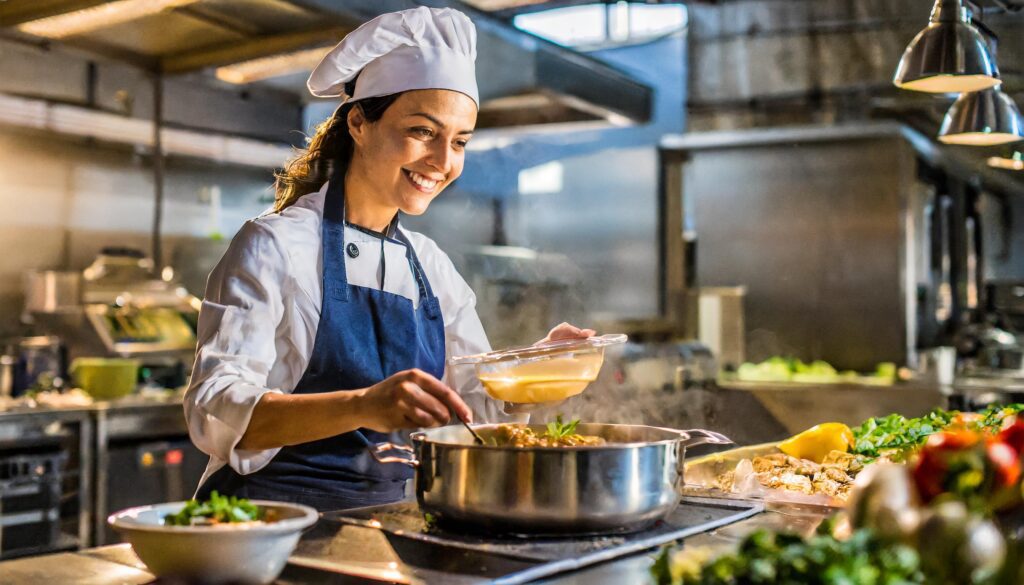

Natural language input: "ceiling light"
[893,0,1000,93]
[17,0,200,39]
[938,88,1024,146]
[988,152,1023,171]
[215,47,331,85]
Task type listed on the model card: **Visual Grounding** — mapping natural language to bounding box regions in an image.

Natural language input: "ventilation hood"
[1,0,653,130]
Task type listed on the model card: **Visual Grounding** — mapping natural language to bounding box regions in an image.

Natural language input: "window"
[514,2,687,48]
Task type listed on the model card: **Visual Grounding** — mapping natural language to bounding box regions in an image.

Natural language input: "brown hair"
[273,85,401,212]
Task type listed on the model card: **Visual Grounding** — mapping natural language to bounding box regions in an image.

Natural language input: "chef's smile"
[403,169,442,193]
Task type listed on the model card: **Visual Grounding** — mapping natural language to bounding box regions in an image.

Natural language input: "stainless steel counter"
[0,503,830,584]
[0,394,195,553]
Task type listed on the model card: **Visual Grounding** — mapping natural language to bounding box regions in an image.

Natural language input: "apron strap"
[322,170,350,302]
[394,228,442,321]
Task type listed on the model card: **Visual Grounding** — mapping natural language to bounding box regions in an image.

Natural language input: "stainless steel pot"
[369,423,731,535]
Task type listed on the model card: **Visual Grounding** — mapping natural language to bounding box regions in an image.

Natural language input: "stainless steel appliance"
[25,249,199,389]
[369,423,731,535]
[314,496,762,584]
[0,336,66,396]
[462,246,585,350]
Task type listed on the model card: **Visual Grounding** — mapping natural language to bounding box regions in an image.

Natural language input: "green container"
[70,358,140,400]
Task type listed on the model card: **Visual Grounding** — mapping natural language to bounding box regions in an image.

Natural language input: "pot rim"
[410,422,695,452]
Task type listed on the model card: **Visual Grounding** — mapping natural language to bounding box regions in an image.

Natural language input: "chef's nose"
[425,140,453,175]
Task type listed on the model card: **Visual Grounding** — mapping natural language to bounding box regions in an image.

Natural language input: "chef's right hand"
[360,369,473,432]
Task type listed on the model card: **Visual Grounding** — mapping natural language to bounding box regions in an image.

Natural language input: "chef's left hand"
[535,322,596,345]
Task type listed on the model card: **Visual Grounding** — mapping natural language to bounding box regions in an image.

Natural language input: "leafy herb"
[977,403,1024,433]
[852,405,1024,459]
[423,512,438,531]
[545,415,580,440]
[852,409,957,458]
[652,527,924,585]
[164,491,263,526]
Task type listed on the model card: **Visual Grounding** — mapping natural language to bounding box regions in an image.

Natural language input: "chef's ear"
[347,104,369,147]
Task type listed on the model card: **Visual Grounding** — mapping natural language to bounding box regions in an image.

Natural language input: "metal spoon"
[454,411,485,445]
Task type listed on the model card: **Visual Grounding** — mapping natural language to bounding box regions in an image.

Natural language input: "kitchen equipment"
[317,496,763,584]
[461,246,586,351]
[450,334,627,403]
[456,414,485,445]
[369,422,732,535]
[22,270,81,317]
[1,336,66,396]
[25,249,199,388]
[69,357,139,400]
[698,286,746,370]
[0,450,65,558]
[102,438,209,545]
[0,354,14,399]
[108,500,318,585]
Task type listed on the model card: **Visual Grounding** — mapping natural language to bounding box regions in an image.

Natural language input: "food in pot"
[493,417,606,447]
[715,450,866,500]
[163,491,275,527]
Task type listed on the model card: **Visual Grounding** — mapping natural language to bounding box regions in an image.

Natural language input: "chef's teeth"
[407,171,438,189]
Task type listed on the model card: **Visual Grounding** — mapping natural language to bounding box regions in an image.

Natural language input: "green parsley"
[545,415,580,440]
[164,491,263,526]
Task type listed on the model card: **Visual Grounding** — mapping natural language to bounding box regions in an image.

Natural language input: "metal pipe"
[151,73,165,273]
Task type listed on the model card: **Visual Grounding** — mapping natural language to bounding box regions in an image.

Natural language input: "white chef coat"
[184,181,516,487]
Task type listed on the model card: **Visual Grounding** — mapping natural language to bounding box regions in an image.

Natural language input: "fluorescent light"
[18,0,200,39]
[215,47,331,85]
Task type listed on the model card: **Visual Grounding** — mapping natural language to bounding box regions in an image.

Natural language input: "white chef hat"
[307,6,479,107]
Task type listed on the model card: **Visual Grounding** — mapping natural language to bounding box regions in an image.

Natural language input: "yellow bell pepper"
[778,422,855,463]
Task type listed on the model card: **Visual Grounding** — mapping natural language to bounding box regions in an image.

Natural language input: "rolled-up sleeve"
[184,220,290,475]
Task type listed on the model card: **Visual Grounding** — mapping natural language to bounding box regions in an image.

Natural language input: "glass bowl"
[450,334,627,403]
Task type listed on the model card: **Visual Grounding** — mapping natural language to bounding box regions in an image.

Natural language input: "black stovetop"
[288,496,762,585]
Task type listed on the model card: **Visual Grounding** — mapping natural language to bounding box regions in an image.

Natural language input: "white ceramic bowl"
[108,500,318,584]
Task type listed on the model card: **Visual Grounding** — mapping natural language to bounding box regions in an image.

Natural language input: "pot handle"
[368,442,419,467]
[677,428,733,448]
[354,431,420,467]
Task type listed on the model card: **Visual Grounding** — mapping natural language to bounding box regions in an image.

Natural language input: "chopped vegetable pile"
[852,404,1024,459]
[164,491,264,526]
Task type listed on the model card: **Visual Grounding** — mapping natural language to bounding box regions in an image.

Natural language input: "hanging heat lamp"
[893,0,1000,93]
[987,152,1023,171]
[938,88,1024,146]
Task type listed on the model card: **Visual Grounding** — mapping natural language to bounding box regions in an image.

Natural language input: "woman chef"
[184,7,594,512]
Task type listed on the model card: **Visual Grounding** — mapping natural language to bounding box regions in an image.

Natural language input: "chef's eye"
[411,127,434,138]
[454,139,469,150]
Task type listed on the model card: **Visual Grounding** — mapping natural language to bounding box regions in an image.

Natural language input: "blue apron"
[197,171,446,512]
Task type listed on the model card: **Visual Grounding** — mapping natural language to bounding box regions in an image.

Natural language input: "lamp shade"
[893,0,1000,93]
[987,152,1023,171]
[939,89,1024,146]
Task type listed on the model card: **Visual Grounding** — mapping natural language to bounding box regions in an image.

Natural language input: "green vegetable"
[651,526,925,585]
[733,356,897,384]
[977,404,1024,433]
[852,409,957,459]
[852,405,1024,459]
[545,415,580,440]
[164,491,263,526]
